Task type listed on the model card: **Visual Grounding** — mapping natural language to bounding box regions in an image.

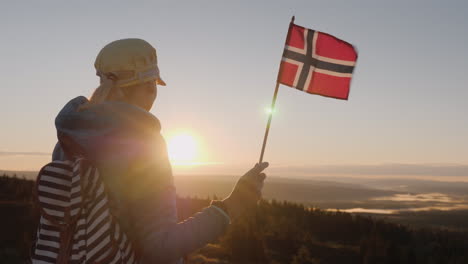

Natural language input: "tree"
[290,245,319,264]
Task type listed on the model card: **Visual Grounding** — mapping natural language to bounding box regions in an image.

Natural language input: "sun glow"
[167,132,199,165]
[265,107,276,115]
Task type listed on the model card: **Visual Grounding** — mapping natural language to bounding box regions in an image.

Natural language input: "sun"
[166,132,198,165]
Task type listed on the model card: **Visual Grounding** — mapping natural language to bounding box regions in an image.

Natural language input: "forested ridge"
[2,174,468,264]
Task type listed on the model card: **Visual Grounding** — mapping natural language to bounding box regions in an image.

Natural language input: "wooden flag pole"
[258,81,280,163]
[258,16,294,163]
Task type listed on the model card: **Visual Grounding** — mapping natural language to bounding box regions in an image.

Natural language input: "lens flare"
[265,107,276,115]
[167,133,198,165]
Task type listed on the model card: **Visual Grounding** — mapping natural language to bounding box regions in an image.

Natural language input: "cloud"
[0,151,51,157]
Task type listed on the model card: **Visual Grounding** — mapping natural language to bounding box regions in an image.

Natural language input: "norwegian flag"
[278,21,358,100]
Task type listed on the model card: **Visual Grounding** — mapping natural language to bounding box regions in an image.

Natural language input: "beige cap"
[94,38,166,88]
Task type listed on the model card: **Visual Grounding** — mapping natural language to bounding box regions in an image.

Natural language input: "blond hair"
[78,75,127,111]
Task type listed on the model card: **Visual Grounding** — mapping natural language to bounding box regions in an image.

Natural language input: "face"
[123,81,157,111]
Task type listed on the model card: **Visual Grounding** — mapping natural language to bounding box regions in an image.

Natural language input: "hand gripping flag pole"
[259,16,358,163]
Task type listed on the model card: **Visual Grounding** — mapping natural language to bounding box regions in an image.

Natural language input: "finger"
[250,162,269,175]
[242,173,265,188]
[257,173,266,195]
[242,162,269,179]
[258,173,266,182]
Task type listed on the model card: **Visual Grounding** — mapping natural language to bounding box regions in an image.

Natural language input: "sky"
[0,1,467,178]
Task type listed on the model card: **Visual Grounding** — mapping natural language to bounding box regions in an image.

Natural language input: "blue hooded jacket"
[53,96,230,264]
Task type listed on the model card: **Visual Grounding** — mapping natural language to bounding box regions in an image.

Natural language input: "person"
[52,38,268,264]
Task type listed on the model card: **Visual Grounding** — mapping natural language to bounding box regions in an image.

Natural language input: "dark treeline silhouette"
[0,174,38,263]
[2,174,468,264]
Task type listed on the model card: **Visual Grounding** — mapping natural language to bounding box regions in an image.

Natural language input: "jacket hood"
[54,96,162,163]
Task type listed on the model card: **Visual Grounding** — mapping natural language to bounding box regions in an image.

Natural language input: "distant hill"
[307,176,468,196]
[175,175,400,205]
[4,170,467,212]
[0,170,37,180]
[0,170,401,204]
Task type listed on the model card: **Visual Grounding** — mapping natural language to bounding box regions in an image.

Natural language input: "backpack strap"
[34,159,86,263]
[34,158,138,264]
